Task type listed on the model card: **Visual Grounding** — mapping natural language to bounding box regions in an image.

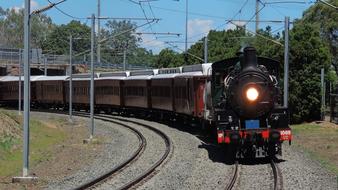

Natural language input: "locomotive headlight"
[246,87,259,101]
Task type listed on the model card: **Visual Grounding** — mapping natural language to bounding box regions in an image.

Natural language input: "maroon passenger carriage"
[0,76,23,106]
[0,75,43,107]
[95,72,126,113]
[173,64,211,122]
[123,70,153,116]
[150,67,180,119]
[64,73,98,112]
[35,76,68,109]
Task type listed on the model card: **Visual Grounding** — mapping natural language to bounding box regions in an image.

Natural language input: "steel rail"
[225,161,239,190]
[271,158,283,190]
[97,114,172,190]
[24,109,149,190]
[70,113,146,190]
[26,109,171,190]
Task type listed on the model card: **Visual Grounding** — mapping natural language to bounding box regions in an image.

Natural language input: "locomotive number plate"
[245,120,260,129]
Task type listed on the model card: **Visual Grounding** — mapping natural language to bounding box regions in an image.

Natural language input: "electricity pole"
[185,0,188,64]
[23,0,31,178]
[283,16,290,108]
[90,14,95,139]
[69,35,73,123]
[256,0,260,32]
[44,56,47,76]
[321,68,325,120]
[204,36,208,63]
[13,0,65,183]
[97,0,101,68]
[18,49,22,115]
[123,49,127,71]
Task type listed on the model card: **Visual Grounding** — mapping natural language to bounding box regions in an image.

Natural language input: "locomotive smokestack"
[241,47,257,71]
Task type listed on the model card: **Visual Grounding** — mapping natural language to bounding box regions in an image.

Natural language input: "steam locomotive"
[0,47,291,157]
[208,47,291,157]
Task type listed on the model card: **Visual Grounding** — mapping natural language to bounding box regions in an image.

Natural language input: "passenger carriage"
[95,72,127,113]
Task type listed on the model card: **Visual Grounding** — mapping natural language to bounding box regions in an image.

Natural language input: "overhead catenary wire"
[165,42,204,62]
[168,0,250,44]
[229,21,283,46]
[139,2,156,34]
[46,0,87,20]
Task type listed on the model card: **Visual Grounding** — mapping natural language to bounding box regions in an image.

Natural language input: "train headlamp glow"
[246,87,259,101]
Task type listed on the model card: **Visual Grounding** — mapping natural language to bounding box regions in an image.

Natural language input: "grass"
[291,123,338,175]
[0,110,67,177]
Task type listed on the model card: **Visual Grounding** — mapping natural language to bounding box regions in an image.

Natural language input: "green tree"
[42,20,90,55]
[0,7,53,49]
[128,48,156,67]
[100,20,141,65]
[288,22,331,123]
[155,48,183,68]
[302,0,338,74]
[185,28,247,65]
[254,26,283,60]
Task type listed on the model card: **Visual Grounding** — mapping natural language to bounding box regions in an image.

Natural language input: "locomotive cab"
[211,47,291,157]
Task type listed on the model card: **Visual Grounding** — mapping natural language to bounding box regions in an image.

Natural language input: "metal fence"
[0,48,151,70]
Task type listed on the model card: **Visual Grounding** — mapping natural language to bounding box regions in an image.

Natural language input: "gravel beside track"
[45,114,140,190]
[279,144,337,190]
[116,117,234,190]
[31,112,337,190]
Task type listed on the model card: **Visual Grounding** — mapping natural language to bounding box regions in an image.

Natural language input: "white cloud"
[139,34,166,54]
[225,21,246,31]
[187,19,213,38]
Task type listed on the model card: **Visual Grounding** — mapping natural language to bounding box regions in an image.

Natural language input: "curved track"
[225,158,283,190]
[71,113,146,190]
[271,158,283,190]
[225,161,238,190]
[69,112,172,190]
[98,114,172,190]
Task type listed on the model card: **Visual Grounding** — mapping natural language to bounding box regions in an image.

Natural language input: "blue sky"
[2,0,315,54]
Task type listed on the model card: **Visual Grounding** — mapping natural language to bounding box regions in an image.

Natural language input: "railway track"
[225,158,283,190]
[225,161,238,190]
[70,113,146,190]
[68,112,172,190]
[270,158,283,190]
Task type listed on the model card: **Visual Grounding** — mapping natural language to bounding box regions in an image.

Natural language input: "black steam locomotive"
[206,47,291,157]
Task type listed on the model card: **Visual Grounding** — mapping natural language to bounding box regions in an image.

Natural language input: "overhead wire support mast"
[69,35,73,123]
[185,0,188,64]
[13,0,66,183]
[284,17,290,108]
[256,0,260,32]
[97,0,101,68]
[90,14,95,139]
